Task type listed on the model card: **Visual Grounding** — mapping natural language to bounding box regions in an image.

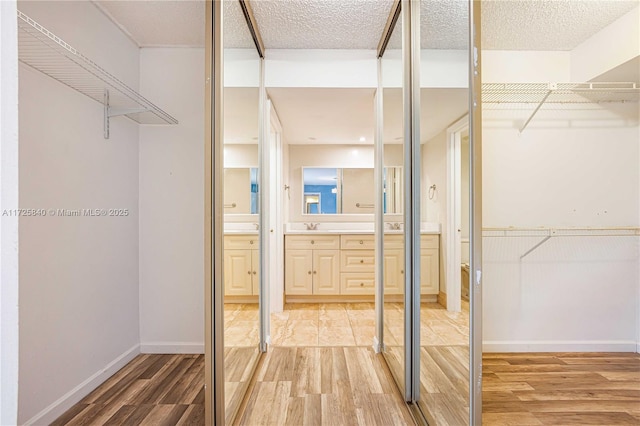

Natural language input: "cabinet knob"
[359,240,363,244]
[360,259,364,264]
[253,271,257,275]
[401,270,404,274]
[247,271,251,275]
[308,271,312,275]
[250,240,254,244]
[311,240,315,244]
[360,282,364,287]
[313,271,317,274]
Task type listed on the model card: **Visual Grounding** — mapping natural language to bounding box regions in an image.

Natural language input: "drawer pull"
[359,240,363,244]
[360,282,364,287]
[360,259,364,264]
[250,240,253,244]
[311,240,315,244]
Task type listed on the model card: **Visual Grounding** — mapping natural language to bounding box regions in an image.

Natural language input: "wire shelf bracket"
[482,82,640,134]
[18,10,178,140]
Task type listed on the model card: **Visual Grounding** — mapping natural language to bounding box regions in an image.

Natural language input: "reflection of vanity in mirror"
[302,167,403,215]
[224,167,258,214]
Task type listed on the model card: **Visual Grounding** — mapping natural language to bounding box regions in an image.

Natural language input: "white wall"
[17,2,141,423]
[481,71,639,352]
[139,48,204,354]
[571,6,640,82]
[0,1,19,424]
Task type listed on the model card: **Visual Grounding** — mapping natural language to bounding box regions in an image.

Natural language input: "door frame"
[445,115,469,313]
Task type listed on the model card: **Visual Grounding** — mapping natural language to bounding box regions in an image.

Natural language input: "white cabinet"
[224,235,259,296]
[420,235,440,295]
[285,235,340,295]
[284,233,440,298]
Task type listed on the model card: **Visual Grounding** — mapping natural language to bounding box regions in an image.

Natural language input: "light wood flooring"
[483,352,640,426]
[52,350,640,425]
[236,346,415,425]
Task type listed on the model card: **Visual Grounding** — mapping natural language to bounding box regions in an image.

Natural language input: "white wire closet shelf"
[17,10,178,138]
[482,82,639,133]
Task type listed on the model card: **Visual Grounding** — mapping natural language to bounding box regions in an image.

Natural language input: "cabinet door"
[383,249,404,295]
[224,249,253,296]
[420,248,440,295]
[251,250,260,295]
[285,250,313,295]
[313,250,340,295]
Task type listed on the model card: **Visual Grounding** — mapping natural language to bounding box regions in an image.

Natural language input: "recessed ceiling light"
[359,136,366,142]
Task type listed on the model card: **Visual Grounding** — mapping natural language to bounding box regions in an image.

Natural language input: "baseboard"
[140,342,204,354]
[24,344,140,426]
[483,340,638,353]
[437,291,447,307]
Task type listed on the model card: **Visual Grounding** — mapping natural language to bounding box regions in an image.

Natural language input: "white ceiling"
[94,0,637,51]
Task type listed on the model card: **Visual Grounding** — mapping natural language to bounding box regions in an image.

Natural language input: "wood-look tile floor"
[52,350,640,425]
[483,352,640,426]
[237,346,415,426]
[51,354,204,426]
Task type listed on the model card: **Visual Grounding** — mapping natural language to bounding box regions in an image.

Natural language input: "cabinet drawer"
[340,235,375,250]
[285,235,340,250]
[421,234,439,249]
[340,250,375,272]
[340,273,375,295]
[384,234,404,249]
[224,235,259,250]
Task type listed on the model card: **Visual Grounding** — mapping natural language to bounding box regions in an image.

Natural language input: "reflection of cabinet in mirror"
[301,167,402,214]
[224,235,259,300]
[224,168,258,214]
[284,233,439,301]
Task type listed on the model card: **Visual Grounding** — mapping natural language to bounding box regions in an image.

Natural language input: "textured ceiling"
[94,0,638,51]
[481,0,638,50]
[250,0,394,49]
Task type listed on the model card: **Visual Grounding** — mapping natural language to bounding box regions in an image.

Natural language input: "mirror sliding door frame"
[469,0,483,423]
[402,0,422,402]
[205,1,224,424]
[377,0,483,424]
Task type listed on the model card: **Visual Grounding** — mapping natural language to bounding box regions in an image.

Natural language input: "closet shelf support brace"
[103,89,151,139]
[519,83,556,134]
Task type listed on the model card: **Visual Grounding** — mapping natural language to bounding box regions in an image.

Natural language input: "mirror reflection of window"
[250,167,258,214]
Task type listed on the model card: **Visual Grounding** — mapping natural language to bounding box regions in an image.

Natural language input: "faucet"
[387,222,401,230]
[253,223,259,230]
[304,223,318,231]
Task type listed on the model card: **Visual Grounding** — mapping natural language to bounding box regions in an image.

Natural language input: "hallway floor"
[51,350,640,425]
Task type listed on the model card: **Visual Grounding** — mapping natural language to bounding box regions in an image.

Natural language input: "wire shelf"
[482,82,639,105]
[17,10,178,137]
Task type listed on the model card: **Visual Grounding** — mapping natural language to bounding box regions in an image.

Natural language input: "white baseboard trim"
[140,342,204,354]
[24,344,140,426]
[483,340,638,353]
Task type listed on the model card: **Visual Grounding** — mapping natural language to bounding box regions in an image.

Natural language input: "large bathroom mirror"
[222,0,261,423]
[224,167,258,214]
[302,167,402,214]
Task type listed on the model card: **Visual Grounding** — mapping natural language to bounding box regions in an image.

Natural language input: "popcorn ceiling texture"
[251,0,393,49]
[95,0,637,51]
